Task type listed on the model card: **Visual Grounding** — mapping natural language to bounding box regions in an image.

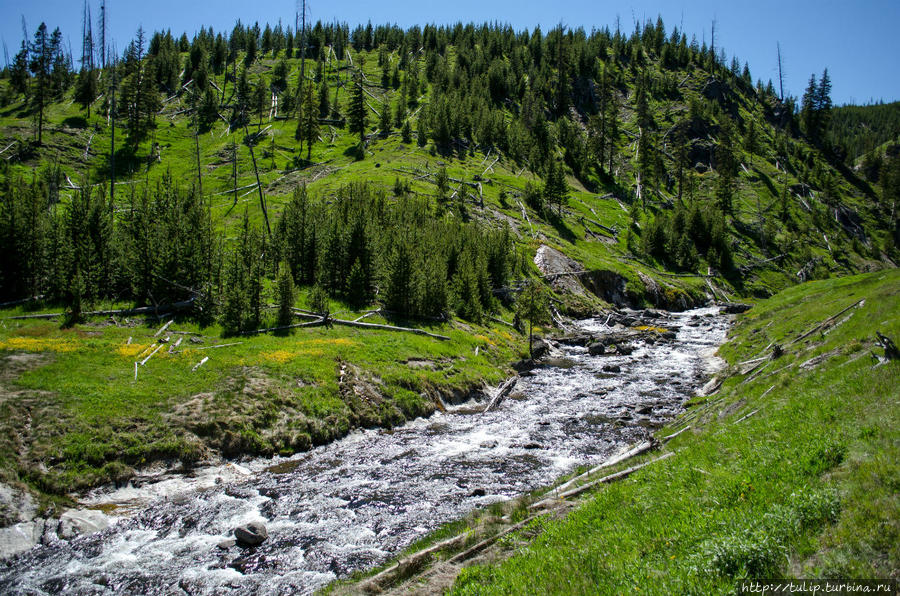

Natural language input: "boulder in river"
[530,338,551,359]
[588,342,606,356]
[722,303,752,314]
[234,521,268,547]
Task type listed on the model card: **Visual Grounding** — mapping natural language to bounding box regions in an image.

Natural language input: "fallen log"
[488,315,517,329]
[548,440,657,498]
[242,319,327,335]
[192,356,209,372]
[660,425,691,443]
[358,533,469,593]
[446,511,546,565]
[139,343,164,366]
[154,319,174,337]
[789,299,864,345]
[183,342,243,351]
[538,452,675,506]
[330,317,451,341]
[483,377,517,413]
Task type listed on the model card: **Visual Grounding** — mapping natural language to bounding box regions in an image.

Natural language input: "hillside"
[333,269,900,594]
[0,18,897,505]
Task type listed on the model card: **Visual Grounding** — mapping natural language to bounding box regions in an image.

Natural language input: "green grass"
[0,299,524,496]
[439,269,899,594]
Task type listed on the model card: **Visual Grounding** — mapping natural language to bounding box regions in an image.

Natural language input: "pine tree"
[276,263,296,327]
[744,120,758,167]
[10,42,30,98]
[348,68,368,145]
[379,94,391,137]
[318,81,330,117]
[543,160,569,217]
[295,82,319,160]
[401,119,412,144]
[515,280,550,359]
[74,67,99,118]
[416,120,427,147]
[29,23,52,144]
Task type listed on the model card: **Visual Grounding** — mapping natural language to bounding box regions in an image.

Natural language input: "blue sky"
[1,0,897,105]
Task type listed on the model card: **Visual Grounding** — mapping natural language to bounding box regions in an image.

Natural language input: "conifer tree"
[348,68,368,145]
[74,67,99,118]
[276,263,296,327]
[318,81,330,117]
[29,23,52,144]
[10,42,30,98]
[543,160,569,217]
[379,95,391,137]
[295,82,319,160]
[401,119,412,144]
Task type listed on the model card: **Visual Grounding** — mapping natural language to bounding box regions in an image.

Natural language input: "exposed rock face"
[582,270,631,307]
[234,521,268,547]
[534,245,585,296]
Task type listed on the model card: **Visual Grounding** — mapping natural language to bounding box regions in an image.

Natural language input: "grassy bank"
[0,301,524,506]
[334,269,899,594]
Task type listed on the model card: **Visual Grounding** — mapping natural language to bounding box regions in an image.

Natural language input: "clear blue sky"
[1,0,897,105]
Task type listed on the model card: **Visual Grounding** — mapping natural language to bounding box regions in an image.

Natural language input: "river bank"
[0,305,729,593]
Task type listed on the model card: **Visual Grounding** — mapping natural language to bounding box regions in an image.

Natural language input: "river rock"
[512,359,536,372]
[531,338,550,359]
[0,520,43,560]
[58,509,110,540]
[217,539,236,550]
[543,357,576,369]
[636,405,653,415]
[469,488,486,497]
[602,364,621,373]
[722,303,752,314]
[588,342,606,356]
[234,521,268,546]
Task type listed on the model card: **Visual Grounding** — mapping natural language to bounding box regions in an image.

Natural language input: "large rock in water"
[530,338,550,359]
[588,342,606,356]
[234,521,268,546]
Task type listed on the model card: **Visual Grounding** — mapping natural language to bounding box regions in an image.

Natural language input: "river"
[0,307,729,594]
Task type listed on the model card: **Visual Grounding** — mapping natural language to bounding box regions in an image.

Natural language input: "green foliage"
[276,263,296,327]
[348,68,368,143]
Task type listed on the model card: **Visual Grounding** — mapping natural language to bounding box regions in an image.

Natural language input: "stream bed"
[0,307,729,595]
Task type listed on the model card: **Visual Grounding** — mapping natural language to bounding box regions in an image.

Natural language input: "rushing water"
[0,307,729,595]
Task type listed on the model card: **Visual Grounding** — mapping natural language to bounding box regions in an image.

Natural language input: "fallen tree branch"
[330,317,451,340]
[544,440,658,501]
[154,319,174,337]
[359,532,470,593]
[789,299,864,346]
[483,377,517,413]
[660,425,691,443]
[447,511,547,565]
[539,452,675,506]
